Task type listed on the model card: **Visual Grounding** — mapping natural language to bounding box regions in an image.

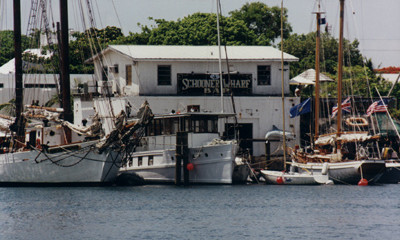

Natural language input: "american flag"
[331,97,351,118]
[366,100,388,117]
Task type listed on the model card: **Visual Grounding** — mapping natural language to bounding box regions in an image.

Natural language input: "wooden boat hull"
[0,141,121,184]
[292,160,386,185]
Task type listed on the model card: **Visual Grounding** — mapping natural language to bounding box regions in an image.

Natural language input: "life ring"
[357,146,369,159]
[345,117,368,127]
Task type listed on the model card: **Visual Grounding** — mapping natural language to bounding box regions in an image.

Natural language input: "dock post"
[181,132,189,186]
[175,132,183,185]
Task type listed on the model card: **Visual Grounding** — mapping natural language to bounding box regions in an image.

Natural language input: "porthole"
[49,130,55,136]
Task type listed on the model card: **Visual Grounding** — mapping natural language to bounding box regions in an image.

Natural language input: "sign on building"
[177,73,252,96]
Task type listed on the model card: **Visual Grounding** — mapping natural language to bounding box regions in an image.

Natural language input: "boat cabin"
[136,112,235,152]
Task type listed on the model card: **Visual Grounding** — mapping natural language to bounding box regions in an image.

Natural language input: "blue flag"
[290,98,311,118]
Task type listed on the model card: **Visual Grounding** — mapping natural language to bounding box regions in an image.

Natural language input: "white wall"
[74,95,300,157]
[94,50,291,96]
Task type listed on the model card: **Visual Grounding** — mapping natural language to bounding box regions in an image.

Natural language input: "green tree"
[230,2,292,45]
[283,32,364,78]
[120,13,257,46]
[68,26,124,73]
[0,30,30,66]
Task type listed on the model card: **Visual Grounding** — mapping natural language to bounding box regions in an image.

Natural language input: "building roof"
[88,45,298,63]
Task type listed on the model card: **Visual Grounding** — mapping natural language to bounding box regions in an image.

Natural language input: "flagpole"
[336,0,345,153]
[280,0,287,170]
[313,1,323,141]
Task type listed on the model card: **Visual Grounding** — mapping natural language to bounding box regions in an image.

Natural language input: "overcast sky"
[1,0,399,68]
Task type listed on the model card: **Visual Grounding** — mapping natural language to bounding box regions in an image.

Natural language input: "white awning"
[290,69,334,85]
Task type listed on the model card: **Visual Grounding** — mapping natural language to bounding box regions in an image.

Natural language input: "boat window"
[147,121,155,136]
[155,119,163,135]
[185,118,190,132]
[194,120,200,132]
[138,156,143,166]
[208,120,217,133]
[0,83,3,88]
[158,65,171,85]
[148,156,153,166]
[172,119,179,134]
[163,118,173,135]
[257,65,271,85]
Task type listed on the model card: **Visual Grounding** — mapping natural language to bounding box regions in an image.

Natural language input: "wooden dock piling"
[176,132,189,185]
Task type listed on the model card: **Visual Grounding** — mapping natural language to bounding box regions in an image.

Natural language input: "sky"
[1,0,399,68]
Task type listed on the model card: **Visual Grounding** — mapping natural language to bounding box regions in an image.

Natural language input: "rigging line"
[111,0,123,32]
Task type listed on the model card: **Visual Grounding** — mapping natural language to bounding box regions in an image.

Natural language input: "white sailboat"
[0,0,150,185]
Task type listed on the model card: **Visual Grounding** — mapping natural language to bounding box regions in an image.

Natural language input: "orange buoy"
[358,178,368,186]
[186,163,194,171]
[276,176,284,184]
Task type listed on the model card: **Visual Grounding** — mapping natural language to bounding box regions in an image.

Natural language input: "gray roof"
[88,45,298,62]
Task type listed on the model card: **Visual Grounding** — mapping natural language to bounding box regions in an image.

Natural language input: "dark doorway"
[225,123,253,155]
[28,131,37,148]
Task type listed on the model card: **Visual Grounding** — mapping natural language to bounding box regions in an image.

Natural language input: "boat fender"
[276,176,284,184]
[382,147,390,160]
[187,163,194,171]
[321,162,329,175]
[36,139,41,149]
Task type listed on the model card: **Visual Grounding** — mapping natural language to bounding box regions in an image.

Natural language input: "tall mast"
[13,0,23,137]
[313,3,322,140]
[336,0,344,150]
[280,0,287,169]
[216,0,224,113]
[60,0,72,123]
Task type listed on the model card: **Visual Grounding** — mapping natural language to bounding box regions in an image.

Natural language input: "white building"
[0,48,95,106]
[76,45,300,157]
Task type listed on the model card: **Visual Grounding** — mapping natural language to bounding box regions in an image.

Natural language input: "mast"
[280,0,287,169]
[216,0,224,113]
[60,0,72,123]
[13,0,24,137]
[313,3,322,140]
[336,0,344,150]
[60,0,72,143]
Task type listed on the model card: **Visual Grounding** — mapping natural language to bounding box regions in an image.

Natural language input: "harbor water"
[0,184,399,240]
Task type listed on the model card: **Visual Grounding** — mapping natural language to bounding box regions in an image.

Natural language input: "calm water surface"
[0,184,399,240]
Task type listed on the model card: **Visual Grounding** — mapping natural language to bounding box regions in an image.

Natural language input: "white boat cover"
[315,132,373,146]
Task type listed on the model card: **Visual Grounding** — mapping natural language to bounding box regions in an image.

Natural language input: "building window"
[257,65,271,85]
[24,84,56,88]
[0,83,3,88]
[158,65,171,85]
[148,156,154,166]
[126,65,132,86]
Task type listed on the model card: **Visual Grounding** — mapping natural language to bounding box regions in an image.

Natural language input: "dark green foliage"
[0,30,30,66]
